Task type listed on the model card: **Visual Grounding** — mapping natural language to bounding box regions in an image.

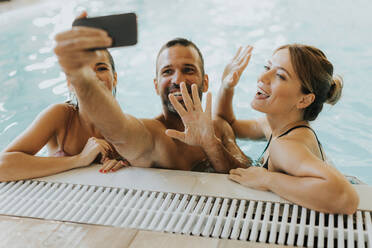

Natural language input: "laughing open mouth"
[256,87,270,99]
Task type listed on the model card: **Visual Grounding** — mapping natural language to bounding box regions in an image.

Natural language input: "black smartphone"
[72,13,137,48]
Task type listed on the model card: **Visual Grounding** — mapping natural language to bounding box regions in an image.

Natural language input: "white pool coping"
[39,164,372,211]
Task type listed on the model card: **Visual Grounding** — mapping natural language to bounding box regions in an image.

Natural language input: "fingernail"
[111,169,115,172]
[103,170,107,173]
[99,169,102,173]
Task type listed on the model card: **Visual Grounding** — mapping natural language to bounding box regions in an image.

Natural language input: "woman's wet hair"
[105,49,116,74]
[275,44,343,121]
[104,49,116,96]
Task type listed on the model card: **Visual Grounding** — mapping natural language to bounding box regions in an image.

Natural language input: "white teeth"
[257,88,269,96]
[172,92,182,96]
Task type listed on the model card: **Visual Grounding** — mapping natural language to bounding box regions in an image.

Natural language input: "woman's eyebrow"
[277,66,292,78]
[96,62,109,67]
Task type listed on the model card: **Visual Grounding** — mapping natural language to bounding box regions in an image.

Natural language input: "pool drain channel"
[0,180,371,248]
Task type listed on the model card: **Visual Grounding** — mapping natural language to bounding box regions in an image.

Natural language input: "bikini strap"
[257,134,272,163]
[60,105,76,151]
[278,125,324,161]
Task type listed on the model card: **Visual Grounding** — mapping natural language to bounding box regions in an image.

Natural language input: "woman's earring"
[67,92,78,106]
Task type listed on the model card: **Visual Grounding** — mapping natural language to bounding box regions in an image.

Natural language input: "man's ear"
[153,78,159,95]
[297,93,315,109]
[202,74,209,92]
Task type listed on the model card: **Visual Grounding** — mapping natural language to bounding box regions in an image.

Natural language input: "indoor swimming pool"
[0,0,371,183]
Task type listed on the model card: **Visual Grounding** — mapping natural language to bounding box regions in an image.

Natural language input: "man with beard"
[54,17,251,173]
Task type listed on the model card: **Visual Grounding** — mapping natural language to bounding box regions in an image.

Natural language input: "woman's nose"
[258,69,274,84]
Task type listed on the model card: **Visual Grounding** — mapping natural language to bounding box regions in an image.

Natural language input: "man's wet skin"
[54,27,250,172]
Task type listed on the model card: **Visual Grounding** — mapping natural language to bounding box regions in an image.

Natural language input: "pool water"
[0,0,371,183]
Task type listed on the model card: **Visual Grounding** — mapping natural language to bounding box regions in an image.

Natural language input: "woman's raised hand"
[222,46,253,89]
[165,82,215,148]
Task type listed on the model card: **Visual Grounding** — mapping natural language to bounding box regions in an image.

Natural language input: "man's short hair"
[156,38,205,77]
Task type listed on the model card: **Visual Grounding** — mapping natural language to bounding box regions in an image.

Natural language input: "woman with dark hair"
[168,44,358,214]
[0,48,129,182]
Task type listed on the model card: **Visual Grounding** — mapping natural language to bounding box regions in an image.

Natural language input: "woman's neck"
[266,112,308,138]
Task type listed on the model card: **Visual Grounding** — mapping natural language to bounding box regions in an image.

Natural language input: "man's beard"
[163,83,203,115]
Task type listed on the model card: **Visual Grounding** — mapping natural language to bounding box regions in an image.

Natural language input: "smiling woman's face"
[251,48,307,116]
[91,50,117,93]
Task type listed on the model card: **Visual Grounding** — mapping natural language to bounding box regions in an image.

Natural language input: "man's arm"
[54,23,154,162]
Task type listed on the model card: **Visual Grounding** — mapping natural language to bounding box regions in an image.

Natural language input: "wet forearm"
[264,172,357,214]
[68,69,128,141]
[0,152,81,182]
[203,137,248,173]
[215,87,236,124]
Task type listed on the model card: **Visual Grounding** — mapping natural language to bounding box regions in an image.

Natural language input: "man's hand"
[222,46,253,89]
[53,12,112,75]
[165,82,215,148]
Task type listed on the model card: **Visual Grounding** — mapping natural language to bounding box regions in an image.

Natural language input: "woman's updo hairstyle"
[275,44,343,121]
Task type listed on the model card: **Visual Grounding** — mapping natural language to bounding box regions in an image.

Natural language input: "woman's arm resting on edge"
[0,104,107,182]
[230,139,359,214]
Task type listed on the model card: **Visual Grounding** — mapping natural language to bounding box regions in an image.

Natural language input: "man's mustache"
[167,83,192,94]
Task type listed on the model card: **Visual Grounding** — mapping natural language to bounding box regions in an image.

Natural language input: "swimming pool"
[0,0,371,183]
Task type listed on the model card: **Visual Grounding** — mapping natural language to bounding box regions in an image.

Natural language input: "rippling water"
[0,0,371,183]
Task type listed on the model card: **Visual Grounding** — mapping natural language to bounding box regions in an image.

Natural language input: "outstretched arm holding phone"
[54,12,154,163]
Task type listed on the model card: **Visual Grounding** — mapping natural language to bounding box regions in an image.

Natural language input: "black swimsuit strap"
[258,134,272,163]
[260,125,324,168]
[278,125,324,161]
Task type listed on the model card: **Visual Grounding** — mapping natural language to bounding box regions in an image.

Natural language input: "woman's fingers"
[75,11,87,20]
[55,26,108,41]
[238,46,253,68]
[111,160,130,172]
[100,159,121,173]
[228,174,243,184]
[232,46,243,61]
[229,167,246,175]
[236,45,249,63]
[100,159,130,173]
[55,36,112,53]
[100,159,113,172]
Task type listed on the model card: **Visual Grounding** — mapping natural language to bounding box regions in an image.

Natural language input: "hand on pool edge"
[229,167,269,191]
[99,158,131,173]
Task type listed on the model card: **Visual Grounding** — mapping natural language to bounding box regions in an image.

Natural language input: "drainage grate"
[0,180,371,247]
